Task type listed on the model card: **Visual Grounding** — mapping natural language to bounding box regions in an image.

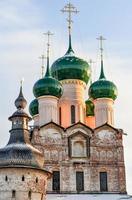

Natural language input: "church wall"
[0,168,48,200]
[31,123,126,194]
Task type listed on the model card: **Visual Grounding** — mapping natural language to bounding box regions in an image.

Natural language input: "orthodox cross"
[39,54,46,77]
[89,59,96,66]
[43,31,54,58]
[89,59,96,84]
[97,36,106,61]
[61,2,79,35]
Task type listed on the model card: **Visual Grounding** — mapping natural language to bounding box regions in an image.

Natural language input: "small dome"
[15,86,27,109]
[85,99,94,116]
[33,77,63,98]
[89,79,118,101]
[29,99,39,116]
[89,61,118,101]
[33,58,63,98]
[51,36,91,84]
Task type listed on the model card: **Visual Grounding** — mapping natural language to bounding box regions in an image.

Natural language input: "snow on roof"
[47,194,131,200]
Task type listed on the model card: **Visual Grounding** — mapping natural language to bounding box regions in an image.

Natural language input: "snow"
[47,194,132,200]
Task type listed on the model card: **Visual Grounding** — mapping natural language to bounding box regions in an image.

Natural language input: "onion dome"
[85,99,94,116]
[15,85,27,109]
[51,35,91,84]
[29,99,38,117]
[89,61,118,101]
[33,57,63,98]
[0,86,44,169]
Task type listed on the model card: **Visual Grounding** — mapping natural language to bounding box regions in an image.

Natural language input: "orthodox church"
[29,2,127,196]
[0,2,129,200]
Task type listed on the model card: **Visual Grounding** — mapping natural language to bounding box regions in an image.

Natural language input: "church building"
[29,2,127,195]
[0,2,128,200]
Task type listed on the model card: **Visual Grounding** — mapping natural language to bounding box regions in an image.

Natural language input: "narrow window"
[52,171,60,192]
[12,190,16,198]
[36,177,38,183]
[28,191,31,198]
[100,172,108,192]
[76,172,84,192]
[22,175,25,181]
[59,107,62,125]
[5,176,8,181]
[71,105,75,124]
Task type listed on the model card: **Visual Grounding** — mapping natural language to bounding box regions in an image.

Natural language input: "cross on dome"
[97,36,106,79]
[43,31,54,77]
[61,2,79,35]
[43,31,54,59]
[97,35,106,62]
[39,54,46,78]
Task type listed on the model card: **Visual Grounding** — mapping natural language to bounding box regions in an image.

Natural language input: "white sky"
[0,0,132,195]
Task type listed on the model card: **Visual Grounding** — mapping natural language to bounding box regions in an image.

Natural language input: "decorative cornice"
[38,95,59,101]
[60,79,86,89]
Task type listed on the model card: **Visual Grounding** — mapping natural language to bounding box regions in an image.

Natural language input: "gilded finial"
[20,78,24,88]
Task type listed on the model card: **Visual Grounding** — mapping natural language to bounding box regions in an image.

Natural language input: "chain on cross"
[97,36,106,61]
[61,2,79,35]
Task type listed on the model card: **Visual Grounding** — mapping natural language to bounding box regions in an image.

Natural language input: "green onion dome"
[89,61,118,101]
[85,99,94,116]
[33,58,63,98]
[51,36,91,84]
[29,99,38,116]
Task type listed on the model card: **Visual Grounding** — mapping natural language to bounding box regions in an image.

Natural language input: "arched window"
[12,190,16,198]
[59,107,61,125]
[71,105,75,124]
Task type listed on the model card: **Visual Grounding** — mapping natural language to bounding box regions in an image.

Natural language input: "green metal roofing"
[33,58,63,98]
[51,35,91,84]
[88,60,118,100]
[85,99,95,116]
[29,99,38,116]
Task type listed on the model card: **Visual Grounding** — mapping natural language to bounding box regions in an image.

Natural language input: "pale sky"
[0,0,132,194]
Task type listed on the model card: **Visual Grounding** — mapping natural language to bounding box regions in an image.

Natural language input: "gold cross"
[89,59,96,66]
[97,36,106,61]
[43,31,54,58]
[39,54,46,77]
[61,2,79,35]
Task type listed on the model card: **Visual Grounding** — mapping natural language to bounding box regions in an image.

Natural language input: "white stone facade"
[94,98,114,127]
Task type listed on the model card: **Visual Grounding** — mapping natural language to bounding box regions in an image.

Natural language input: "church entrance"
[52,171,60,192]
[100,172,108,192]
[76,171,84,192]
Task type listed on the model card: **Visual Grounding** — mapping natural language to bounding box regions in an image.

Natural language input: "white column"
[38,96,58,127]
[59,79,86,128]
[94,98,114,127]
